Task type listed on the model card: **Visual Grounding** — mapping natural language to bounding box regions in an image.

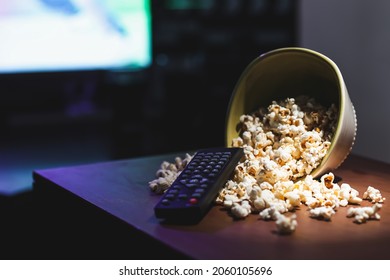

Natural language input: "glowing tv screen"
[0,0,152,73]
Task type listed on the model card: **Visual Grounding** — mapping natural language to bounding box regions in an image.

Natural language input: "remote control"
[154,147,244,223]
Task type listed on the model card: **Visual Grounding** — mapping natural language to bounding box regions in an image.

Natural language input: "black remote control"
[154,147,244,223]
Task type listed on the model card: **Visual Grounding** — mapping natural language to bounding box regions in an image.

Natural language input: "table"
[33,152,390,260]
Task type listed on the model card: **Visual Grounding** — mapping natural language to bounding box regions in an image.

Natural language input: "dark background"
[0,0,298,258]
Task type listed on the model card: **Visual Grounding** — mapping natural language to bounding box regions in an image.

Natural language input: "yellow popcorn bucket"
[225,47,357,179]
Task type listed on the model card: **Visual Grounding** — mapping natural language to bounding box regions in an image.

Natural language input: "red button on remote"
[189,198,198,205]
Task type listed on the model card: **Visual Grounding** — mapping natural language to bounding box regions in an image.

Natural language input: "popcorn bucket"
[225,47,357,179]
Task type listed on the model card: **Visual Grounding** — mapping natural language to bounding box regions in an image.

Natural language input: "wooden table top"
[33,152,390,260]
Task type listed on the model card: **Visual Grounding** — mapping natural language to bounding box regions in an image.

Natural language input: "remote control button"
[185,183,198,188]
[179,179,187,184]
[161,199,170,205]
[191,193,202,198]
[188,178,199,184]
[168,189,179,194]
[165,194,176,200]
[200,178,209,183]
[189,198,198,204]
[194,188,205,193]
[171,184,182,190]
[178,194,188,200]
[191,174,203,179]
[208,173,217,178]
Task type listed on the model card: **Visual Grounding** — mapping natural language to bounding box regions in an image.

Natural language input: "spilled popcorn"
[309,206,336,221]
[149,153,192,194]
[347,204,382,224]
[275,213,298,234]
[363,186,386,204]
[149,96,385,233]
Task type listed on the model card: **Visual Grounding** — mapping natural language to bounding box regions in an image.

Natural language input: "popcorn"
[284,190,302,210]
[148,153,193,194]
[275,213,298,234]
[259,205,281,220]
[231,201,252,219]
[320,172,335,189]
[363,186,386,203]
[259,189,278,208]
[148,177,172,194]
[339,183,363,205]
[253,197,267,212]
[347,204,382,224]
[309,206,336,221]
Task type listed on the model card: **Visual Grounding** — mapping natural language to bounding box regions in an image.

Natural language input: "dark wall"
[111,0,299,158]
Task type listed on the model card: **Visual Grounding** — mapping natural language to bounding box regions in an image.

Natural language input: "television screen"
[0,0,152,73]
